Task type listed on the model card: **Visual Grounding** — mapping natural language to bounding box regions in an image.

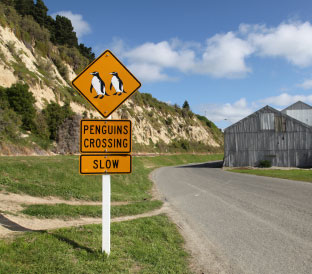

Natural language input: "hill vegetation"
[0,0,95,63]
[0,0,223,154]
[0,83,73,150]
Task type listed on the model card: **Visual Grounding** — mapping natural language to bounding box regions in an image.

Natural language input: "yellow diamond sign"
[72,50,141,118]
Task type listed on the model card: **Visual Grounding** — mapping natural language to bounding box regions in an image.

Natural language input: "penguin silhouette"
[90,71,109,99]
[110,72,126,95]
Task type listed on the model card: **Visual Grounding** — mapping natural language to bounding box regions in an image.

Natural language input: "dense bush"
[0,86,9,109]
[0,107,22,141]
[21,15,50,42]
[0,83,75,148]
[259,160,272,168]
[5,83,36,130]
[42,102,74,140]
[33,111,49,140]
[170,138,190,151]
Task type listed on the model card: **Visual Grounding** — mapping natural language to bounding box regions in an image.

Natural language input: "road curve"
[152,161,312,274]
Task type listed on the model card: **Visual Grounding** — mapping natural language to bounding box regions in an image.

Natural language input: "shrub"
[51,54,68,81]
[0,3,20,29]
[43,101,74,140]
[165,117,173,126]
[33,111,50,140]
[259,160,272,168]
[21,15,50,43]
[58,46,89,73]
[0,107,22,141]
[169,138,190,151]
[5,83,36,130]
[0,86,9,109]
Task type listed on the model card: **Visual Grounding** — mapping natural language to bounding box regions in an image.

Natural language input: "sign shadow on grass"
[0,214,101,255]
[0,213,34,232]
[48,232,99,254]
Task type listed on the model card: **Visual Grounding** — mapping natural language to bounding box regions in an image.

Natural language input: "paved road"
[152,161,312,274]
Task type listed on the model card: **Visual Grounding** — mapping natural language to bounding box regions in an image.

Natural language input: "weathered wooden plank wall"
[224,106,312,167]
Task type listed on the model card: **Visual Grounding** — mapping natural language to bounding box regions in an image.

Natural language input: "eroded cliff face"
[0,24,222,153]
[111,102,220,147]
[0,25,99,116]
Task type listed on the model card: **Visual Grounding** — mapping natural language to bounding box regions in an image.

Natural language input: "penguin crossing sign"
[80,120,131,154]
[71,50,141,118]
[72,50,140,255]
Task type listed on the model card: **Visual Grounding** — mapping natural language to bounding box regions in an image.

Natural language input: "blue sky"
[45,0,312,129]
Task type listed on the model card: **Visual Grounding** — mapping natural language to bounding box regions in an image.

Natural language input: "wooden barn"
[281,101,312,126]
[223,103,312,167]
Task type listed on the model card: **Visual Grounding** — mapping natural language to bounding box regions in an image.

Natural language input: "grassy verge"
[0,215,190,274]
[0,154,222,273]
[21,200,163,219]
[228,168,312,183]
[0,154,223,201]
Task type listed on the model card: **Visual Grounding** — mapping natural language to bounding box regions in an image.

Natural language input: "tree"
[182,100,190,111]
[0,0,15,6]
[6,83,36,130]
[14,0,35,16]
[54,15,78,47]
[78,43,95,62]
[45,15,56,43]
[33,0,48,26]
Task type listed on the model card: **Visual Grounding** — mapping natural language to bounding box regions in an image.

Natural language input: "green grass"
[0,154,223,201]
[228,168,312,183]
[0,154,223,273]
[21,200,163,219]
[111,200,163,218]
[0,215,190,274]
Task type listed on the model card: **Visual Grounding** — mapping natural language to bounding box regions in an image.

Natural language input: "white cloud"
[248,21,312,67]
[202,98,254,124]
[297,79,312,90]
[259,93,312,106]
[127,63,170,82]
[115,40,195,82]
[51,11,91,39]
[197,32,254,78]
[119,35,253,82]
[111,21,312,82]
[125,41,194,70]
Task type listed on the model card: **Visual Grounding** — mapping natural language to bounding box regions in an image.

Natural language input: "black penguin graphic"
[90,71,109,98]
[110,72,126,95]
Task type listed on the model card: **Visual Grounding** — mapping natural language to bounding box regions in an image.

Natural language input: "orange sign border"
[79,154,132,175]
[71,49,141,118]
[80,119,132,154]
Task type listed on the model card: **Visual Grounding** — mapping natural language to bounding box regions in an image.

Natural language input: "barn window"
[275,116,286,132]
[260,113,274,130]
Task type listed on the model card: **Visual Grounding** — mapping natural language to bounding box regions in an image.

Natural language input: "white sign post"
[102,115,111,255]
[102,173,110,254]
